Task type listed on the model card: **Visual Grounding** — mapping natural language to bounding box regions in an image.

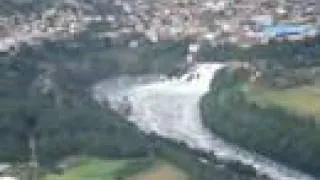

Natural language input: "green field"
[44,158,130,180]
[247,85,320,119]
[43,158,188,180]
[127,161,188,180]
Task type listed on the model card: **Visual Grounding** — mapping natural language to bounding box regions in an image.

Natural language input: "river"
[92,63,315,180]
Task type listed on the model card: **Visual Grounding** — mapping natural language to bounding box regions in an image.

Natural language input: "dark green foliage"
[0,36,187,165]
[0,34,267,180]
[37,33,188,80]
[201,68,320,177]
[199,37,320,68]
[114,158,155,179]
[36,105,150,165]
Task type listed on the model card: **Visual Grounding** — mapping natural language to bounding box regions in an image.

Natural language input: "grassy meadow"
[43,158,188,180]
[127,161,188,180]
[247,85,320,119]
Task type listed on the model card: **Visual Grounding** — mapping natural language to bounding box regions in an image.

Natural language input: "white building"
[186,54,193,64]
[251,15,274,26]
[276,7,288,15]
[145,29,159,43]
[202,32,216,41]
[128,40,139,48]
[106,15,116,23]
[0,177,17,180]
[0,164,16,180]
[188,44,199,53]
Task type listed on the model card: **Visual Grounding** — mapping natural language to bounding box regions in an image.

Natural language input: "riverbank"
[0,37,268,179]
[201,67,320,178]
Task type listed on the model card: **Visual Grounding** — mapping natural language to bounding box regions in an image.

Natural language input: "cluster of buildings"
[217,0,320,45]
[0,1,90,53]
[0,0,213,52]
[0,0,320,53]
[99,0,320,48]
[94,0,213,45]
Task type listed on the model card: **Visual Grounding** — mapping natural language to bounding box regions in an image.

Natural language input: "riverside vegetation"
[0,29,268,179]
[201,67,320,177]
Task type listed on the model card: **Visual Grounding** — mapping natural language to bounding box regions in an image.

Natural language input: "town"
[0,0,320,54]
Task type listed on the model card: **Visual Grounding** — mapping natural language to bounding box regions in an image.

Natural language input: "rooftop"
[0,164,11,173]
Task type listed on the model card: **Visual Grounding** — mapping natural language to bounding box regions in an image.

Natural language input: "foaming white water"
[92,63,315,180]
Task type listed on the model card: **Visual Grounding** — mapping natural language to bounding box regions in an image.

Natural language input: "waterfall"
[92,63,315,180]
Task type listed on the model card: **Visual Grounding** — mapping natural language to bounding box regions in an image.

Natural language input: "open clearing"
[43,158,188,180]
[44,158,129,180]
[126,161,188,180]
[247,85,320,119]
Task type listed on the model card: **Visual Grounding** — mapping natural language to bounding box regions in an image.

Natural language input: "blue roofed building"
[261,23,318,43]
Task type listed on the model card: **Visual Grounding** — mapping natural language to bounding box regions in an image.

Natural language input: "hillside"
[201,67,320,177]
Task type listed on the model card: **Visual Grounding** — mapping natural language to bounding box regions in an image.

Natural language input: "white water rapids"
[92,63,315,180]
